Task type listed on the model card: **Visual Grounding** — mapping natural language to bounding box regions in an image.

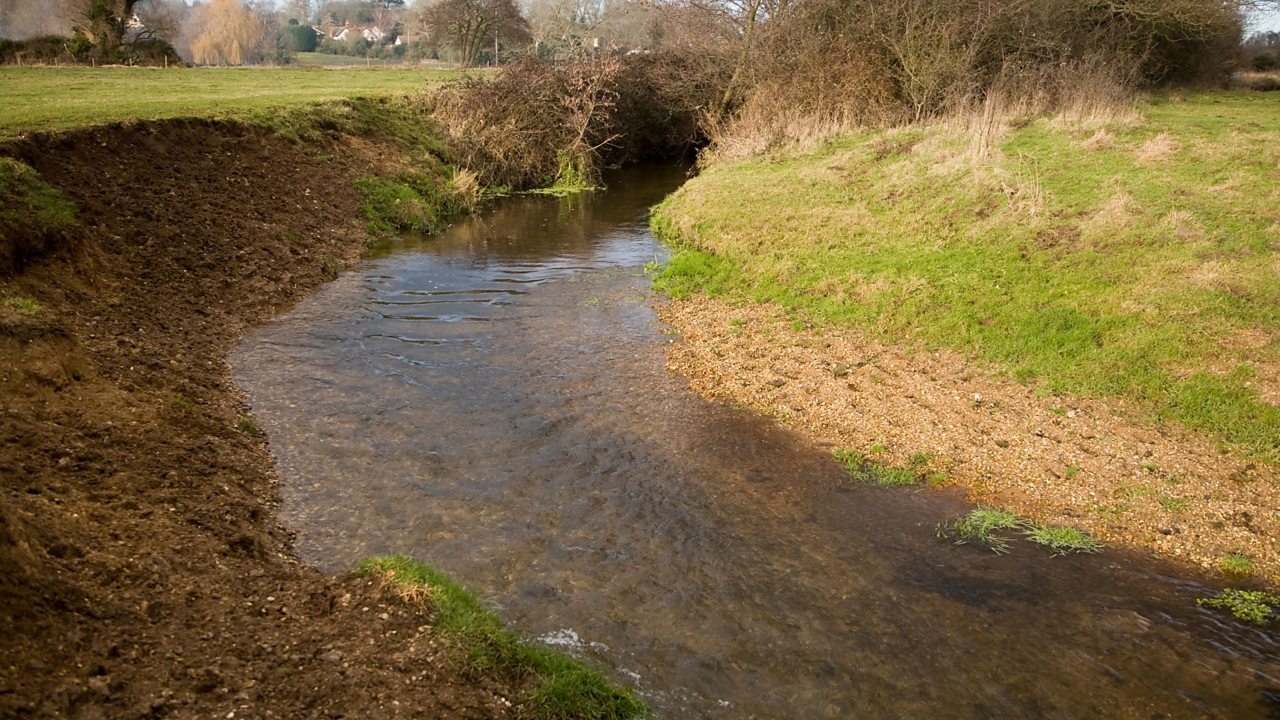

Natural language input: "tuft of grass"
[1197,588,1279,625]
[1,157,79,272]
[2,296,42,313]
[526,152,598,197]
[234,415,260,437]
[358,556,646,720]
[357,169,472,236]
[938,507,1027,554]
[1063,466,1082,480]
[832,448,920,487]
[1218,553,1254,576]
[1023,524,1105,556]
[1156,496,1187,512]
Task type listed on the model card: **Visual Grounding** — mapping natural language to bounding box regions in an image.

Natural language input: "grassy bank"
[361,557,646,720]
[0,65,468,138]
[655,91,1280,464]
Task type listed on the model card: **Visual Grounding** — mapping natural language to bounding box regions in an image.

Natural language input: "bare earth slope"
[0,121,515,718]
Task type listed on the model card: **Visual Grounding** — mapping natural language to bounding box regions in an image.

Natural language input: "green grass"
[1198,588,1279,625]
[1,296,42,313]
[356,170,470,236]
[0,66,470,137]
[1218,553,1254,576]
[938,507,1027,554]
[292,52,405,67]
[0,156,77,230]
[234,415,260,437]
[1023,525,1106,556]
[653,92,1280,463]
[832,448,921,487]
[358,556,646,720]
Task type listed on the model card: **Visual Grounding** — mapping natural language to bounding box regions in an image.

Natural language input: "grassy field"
[292,52,408,67]
[0,65,470,137]
[655,91,1280,463]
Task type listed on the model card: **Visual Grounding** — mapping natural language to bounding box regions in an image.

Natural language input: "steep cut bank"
[0,115,529,718]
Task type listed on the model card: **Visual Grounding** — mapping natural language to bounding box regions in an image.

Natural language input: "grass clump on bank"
[1024,525,1106,556]
[358,556,646,720]
[938,508,1103,556]
[937,508,1026,554]
[654,92,1280,464]
[832,448,921,487]
[1198,588,1280,625]
[0,156,78,274]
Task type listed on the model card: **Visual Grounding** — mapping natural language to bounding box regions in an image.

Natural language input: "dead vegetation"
[691,0,1244,164]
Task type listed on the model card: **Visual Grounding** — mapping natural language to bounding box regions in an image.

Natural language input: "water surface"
[233,166,1280,719]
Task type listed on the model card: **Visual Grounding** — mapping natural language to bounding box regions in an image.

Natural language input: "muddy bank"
[658,297,1279,584]
[0,119,520,717]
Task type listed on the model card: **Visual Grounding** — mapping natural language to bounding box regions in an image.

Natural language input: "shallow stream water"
[233,166,1280,718]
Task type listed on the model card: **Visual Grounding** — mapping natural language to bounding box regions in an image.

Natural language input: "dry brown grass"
[1135,132,1180,164]
[1082,127,1115,151]
[372,569,435,607]
[1231,71,1280,92]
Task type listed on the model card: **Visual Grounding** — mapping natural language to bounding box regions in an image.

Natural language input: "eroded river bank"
[234,166,1280,718]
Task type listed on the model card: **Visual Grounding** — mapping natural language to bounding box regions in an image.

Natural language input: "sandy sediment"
[658,296,1279,584]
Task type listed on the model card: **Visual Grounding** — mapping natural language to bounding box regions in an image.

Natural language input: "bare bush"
[691,0,1243,164]
[429,50,720,189]
[428,56,622,189]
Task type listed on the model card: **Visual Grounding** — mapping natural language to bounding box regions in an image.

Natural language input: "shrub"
[282,24,319,53]
[429,53,707,191]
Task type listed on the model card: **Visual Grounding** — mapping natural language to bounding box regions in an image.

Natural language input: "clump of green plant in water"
[359,556,646,720]
[1198,588,1279,625]
[1218,554,1253,576]
[527,152,597,197]
[356,169,473,236]
[1023,525,1105,556]
[938,507,1027,554]
[832,448,919,487]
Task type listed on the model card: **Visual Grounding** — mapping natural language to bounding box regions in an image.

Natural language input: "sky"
[1249,8,1280,32]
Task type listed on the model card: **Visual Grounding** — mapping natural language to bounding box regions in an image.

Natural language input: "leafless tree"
[421,0,530,66]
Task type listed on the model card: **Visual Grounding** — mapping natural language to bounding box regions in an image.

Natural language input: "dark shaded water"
[232,166,1280,719]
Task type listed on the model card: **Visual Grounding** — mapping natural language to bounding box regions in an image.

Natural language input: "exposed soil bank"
[0,120,519,717]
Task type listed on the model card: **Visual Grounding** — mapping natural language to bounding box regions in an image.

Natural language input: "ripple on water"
[233,165,1280,720]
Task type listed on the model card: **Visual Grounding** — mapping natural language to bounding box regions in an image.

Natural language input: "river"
[232,165,1279,719]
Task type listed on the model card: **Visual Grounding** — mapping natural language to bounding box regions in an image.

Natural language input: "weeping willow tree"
[191,0,263,66]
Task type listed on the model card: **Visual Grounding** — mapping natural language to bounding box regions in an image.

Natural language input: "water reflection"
[233,166,1280,719]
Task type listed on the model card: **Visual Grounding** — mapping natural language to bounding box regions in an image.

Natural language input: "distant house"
[332,25,386,44]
